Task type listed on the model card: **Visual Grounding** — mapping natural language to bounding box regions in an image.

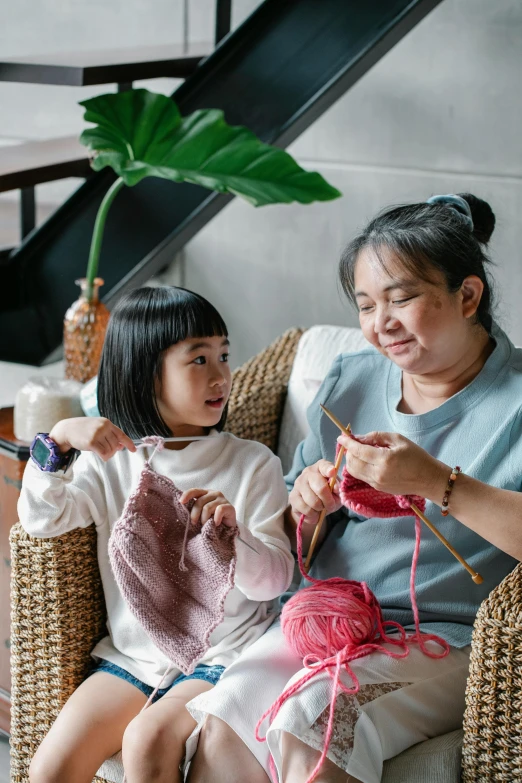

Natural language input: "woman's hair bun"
[458,193,496,244]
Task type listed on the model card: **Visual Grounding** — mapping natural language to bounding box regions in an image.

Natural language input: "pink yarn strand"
[178,511,191,572]
[408,515,449,658]
[137,435,165,464]
[256,505,449,783]
[136,436,191,571]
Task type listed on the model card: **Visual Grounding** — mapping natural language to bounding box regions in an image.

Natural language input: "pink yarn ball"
[257,513,450,783]
[281,578,381,660]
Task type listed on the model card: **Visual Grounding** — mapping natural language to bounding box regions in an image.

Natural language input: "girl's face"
[156,335,231,435]
[353,246,484,376]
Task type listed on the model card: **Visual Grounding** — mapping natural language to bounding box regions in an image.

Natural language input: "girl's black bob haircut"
[97,286,229,440]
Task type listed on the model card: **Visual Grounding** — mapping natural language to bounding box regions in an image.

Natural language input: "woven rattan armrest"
[226,327,304,451]
[462,560,522,781]
[9,327,304,782]
[9,524,106,782]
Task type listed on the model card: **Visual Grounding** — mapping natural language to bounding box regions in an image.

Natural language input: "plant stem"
[85,177,125,301]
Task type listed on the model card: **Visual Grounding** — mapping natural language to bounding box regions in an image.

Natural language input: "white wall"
[1,0,521,368]
[174,0,522,366]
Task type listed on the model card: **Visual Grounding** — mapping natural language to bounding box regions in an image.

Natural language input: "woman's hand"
[289,459,343,526]
[337,431,447,499]
[180,488,237,528]
[49,417,136,462]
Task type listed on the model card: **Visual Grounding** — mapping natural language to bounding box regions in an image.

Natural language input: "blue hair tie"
[426,194,474,231]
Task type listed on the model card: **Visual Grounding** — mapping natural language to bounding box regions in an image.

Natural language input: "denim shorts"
[89,660,225,703]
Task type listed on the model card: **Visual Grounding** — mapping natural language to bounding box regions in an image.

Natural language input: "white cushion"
[97,751,124,782]
[95,730,463,783]
[277,325,368,472]
[382,729,463,782]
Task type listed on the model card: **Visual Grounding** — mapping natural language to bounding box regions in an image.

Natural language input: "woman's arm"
[432,470,522,560]
[338,430,522,561]
[284,460,340,553]
[284,355,345,554]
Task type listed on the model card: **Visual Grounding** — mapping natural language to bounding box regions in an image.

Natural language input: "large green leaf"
[79,89,341,206]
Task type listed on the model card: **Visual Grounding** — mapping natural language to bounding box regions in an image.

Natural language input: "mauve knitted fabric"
[109,460,237,675]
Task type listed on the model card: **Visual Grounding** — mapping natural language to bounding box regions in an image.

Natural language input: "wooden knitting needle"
[304,419,351,571]
[319,404,483,585]
[409,503,482,584]
[132,436,209,444]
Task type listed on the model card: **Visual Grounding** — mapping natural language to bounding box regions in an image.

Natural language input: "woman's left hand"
[337,431,447,499]
[180,488,237,528]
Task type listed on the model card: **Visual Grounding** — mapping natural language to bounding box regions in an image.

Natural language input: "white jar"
[14,377,84,443]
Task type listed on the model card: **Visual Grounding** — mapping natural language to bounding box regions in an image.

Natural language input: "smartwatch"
[30,433,80,473]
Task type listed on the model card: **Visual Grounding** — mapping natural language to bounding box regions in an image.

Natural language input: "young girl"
[19,286,294,783]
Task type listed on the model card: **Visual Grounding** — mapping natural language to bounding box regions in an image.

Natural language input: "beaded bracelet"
[441,466,461,516]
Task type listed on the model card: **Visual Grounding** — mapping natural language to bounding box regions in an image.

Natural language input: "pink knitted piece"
[339,467,426,517]
[109,460,237,675]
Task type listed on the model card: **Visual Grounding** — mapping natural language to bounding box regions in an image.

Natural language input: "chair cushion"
[277,325,368,472]
[97,750,124,782]
[95,730,463,783]
[382,729,463,783]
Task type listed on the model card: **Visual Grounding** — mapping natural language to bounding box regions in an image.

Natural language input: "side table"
[0,407,29,734]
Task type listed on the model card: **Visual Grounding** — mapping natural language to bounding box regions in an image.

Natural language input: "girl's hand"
[49,417,136,462]
[180,489,237,528]
[337,431,447,499]
[289,459,342,525]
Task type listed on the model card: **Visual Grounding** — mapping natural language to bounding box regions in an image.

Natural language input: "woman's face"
[353,246,483,375]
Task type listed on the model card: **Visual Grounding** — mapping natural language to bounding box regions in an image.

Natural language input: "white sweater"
[18,431,294,687]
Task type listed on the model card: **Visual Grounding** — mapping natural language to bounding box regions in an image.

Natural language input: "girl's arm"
[18,416,135,538]
[233,451,295,602]
[18,451,107,538]
[338,430,522,561]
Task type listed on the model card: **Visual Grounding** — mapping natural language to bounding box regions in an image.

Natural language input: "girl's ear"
[460,275,484,319]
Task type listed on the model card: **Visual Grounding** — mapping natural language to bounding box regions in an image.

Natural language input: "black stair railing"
[0,0,444,365]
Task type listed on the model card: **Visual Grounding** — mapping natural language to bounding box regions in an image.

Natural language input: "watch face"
[32,438,51,467]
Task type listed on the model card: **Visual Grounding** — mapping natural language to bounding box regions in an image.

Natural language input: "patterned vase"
[63,278,110,383]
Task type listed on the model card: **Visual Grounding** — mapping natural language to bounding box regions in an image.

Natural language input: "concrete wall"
[174,0,522,366]
[2,0,521,367]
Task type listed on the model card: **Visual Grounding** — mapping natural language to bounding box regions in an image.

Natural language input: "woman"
[185,193,522,783]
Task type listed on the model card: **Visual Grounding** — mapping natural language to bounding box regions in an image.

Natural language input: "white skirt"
[185,623,470,783]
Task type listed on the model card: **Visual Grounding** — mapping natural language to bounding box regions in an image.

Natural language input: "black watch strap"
[59,448,80,471]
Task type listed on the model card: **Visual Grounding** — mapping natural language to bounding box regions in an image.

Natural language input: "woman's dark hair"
[339,193,496,333]
[98,286,229,439]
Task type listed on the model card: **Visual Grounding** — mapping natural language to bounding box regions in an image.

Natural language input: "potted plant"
[64,88,341,381]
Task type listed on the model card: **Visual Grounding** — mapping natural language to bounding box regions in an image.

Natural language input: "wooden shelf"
[0,407,29,460]
[0,136,91,193]
[0,42,212,86]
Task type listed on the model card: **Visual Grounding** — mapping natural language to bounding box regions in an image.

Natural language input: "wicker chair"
[9,328,522,782]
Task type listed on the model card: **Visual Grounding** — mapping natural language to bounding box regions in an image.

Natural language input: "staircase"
[0,0,444,365]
